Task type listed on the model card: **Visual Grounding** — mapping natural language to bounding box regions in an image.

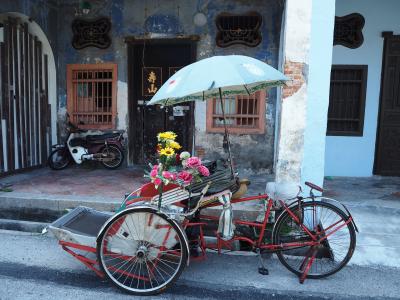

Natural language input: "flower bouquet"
[145,131,210,209]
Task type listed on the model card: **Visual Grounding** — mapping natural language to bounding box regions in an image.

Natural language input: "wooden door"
[375,32,400,175]
[127,40,196,164]
[0,17,51,176]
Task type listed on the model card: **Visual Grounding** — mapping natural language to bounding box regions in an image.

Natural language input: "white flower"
[180,151,191,160]
[182,159,188,167]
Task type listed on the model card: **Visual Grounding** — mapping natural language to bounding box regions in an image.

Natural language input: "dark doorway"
[374,32,400,176]
[127,39,197,165]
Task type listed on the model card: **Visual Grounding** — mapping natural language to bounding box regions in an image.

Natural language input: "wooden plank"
[19,23,27,168]
[13,19,22,169]
[44,55,51,153]
[0,43,4,173]
[34,37,40,165]
[6,18,15,171]
[29,34,34,166]
[37,40,46,165]
[23,23,30,166]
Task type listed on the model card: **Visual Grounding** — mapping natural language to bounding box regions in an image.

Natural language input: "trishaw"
[46,55,357,295]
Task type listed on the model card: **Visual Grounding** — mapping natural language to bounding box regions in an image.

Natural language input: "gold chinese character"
[148,71,157,83]
[147,71,158,93]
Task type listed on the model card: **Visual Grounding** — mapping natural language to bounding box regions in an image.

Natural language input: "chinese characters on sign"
[142,67,162,96]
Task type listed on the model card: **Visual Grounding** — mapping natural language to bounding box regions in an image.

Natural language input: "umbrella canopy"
[147,55,288,106]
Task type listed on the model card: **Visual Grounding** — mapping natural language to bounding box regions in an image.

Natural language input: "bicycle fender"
[321,197,359,233]
[273,199,359,235]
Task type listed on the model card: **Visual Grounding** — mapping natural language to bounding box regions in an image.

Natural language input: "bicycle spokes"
[274,202,355,280]
[99,211,186,293]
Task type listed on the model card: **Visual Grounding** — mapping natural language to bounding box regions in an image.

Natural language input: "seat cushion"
[86,132,120,142]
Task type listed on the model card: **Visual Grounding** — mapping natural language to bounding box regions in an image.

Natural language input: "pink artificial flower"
[154,178,162,186]
[150,169,158,178]
[186,156,201,168]
[178,171,193,184]
[162,171,176,181]
[197,165,210,177]
[152,164,158,170]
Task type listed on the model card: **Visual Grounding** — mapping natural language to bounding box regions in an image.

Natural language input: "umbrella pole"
[219,88,234,178]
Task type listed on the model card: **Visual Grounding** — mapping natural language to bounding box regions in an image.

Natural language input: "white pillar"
[301,0,336,188]
[269,0,335,198]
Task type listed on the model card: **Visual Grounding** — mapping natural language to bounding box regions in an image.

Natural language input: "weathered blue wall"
[1,0,284,171]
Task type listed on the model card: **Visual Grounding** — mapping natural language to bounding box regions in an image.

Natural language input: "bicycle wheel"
[272,201,356,279]
[97,208,188,295]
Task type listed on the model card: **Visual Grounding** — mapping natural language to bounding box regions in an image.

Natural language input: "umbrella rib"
[244,84,251,96]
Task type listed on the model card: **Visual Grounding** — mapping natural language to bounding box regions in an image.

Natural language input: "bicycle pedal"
[258,267,269,275]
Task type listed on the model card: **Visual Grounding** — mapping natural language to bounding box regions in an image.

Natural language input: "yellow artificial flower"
[159,147,175,157]
[157,131,177,141]
[168,140,181,150]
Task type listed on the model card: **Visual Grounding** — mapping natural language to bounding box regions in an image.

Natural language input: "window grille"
[215,12,262,48]
[67,63,117,129]
[327,65,368,136]
[334,13,365,49]
[206,91,266,134]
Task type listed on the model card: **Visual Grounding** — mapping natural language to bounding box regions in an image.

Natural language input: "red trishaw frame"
[59,188,353,284]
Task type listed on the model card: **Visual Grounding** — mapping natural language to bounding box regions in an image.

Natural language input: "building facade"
[0,0,285,175]
[3,0,395,195]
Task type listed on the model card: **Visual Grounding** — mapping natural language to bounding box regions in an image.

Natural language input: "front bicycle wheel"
[97,208,188,295]
[273,201,356,279]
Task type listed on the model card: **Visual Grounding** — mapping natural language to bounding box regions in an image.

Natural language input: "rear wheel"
[101,145,124,169]
[48,148,71,170]
[97,208,188,295]
[272,201,356,279]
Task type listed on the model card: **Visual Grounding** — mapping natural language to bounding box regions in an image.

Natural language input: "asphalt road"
[0,230,399,300]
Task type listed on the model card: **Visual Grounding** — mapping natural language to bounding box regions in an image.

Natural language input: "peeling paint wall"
[272,0,335,197]
[58,0,283,172]
[1,0,284,172]
[275,0,311,185]
[193,0,284,173]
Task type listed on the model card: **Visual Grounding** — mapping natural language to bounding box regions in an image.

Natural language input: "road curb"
[0,192,262,221]
[0,218,48,233]
[0,192,120,213]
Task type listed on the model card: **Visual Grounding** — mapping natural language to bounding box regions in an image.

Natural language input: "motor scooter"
[48,116,125,170]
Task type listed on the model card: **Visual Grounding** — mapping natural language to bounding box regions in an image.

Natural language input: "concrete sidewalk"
[0,167,400,268]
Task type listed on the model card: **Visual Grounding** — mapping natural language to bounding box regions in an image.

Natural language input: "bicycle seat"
[305,181,323,192]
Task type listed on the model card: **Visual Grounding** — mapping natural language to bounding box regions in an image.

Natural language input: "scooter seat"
[86,133,120,142]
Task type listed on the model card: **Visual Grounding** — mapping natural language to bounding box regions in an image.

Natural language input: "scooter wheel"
[48,148,71,170]
[101,145,124,169]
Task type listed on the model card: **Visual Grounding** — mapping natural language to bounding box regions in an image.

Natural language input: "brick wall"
[283,61,306,98]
